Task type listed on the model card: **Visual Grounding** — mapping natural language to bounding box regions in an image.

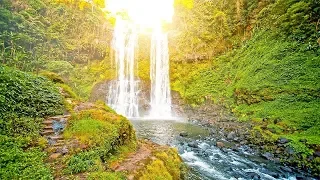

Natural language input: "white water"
[107,17,140,118]
[108,17,173,119]
[149,27,172,118]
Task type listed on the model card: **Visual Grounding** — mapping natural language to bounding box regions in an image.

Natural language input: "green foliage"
[0,0,110,71]
[58,83,79,99]
[65,150,103,174]
[40,71,65,84]
[64,103,136,162]
[0,66,64,119]
[64,117,118,149]
[139,159,173,180]
[45,61,74,76]
[87,171,126,180]
[171,0,319,174]
[0,136,53,179]
[137,148,183,180]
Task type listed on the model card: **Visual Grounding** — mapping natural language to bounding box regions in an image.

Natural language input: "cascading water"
[107,17,140,118]
[149,27,172,118]
[107,0,174,119]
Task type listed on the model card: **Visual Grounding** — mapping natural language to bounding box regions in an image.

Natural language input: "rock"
[278,137,290,144]
[61,146,69,155]
[314,151,320,157]
[296,175,305,180]
[49,153,62,160]
[307,155,314,161]
[188,142,198,148]
[280,166,293,173]
[179,132,188,137]
[240,140,248,145]
[213,154,221,159]
[245,172,260,180]
[273,158,281,164]
[299,139,307,143]
[261,169,280,178]
[262,152,274,160]
[285,147,295,155]
[216,141,225,148]
[227,131,236,141]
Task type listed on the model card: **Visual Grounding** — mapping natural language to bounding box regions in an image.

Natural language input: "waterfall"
[107,17,172,119]
[107,18,140,118]
[149,27,172,118]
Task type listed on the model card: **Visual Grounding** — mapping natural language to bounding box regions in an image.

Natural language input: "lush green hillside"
[0,66,64,179]
[0,0,114,99]
[170,0,320,173]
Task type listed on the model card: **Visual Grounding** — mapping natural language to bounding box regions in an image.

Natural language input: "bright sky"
[106,0,174,28]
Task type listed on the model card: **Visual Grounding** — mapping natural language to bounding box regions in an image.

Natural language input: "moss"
[39,71,64,84]
[63,102,137,175]
[136,148,183,180]
[87,171,126,180]
[58,83,79,99]
[139,159,173,180]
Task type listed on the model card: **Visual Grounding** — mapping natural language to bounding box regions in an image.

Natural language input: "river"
[131,119,315,180]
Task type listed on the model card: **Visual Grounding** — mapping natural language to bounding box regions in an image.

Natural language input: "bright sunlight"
[106,0,174,28]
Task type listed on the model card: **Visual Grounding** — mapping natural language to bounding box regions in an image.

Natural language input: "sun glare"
[106,0,174,29]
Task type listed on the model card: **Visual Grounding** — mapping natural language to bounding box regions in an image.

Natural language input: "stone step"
[41,130,55,136]
[44,125,53,130]
[49,153,62,161]
[48,136,63,141]
[56,139,65,144]
[47,115,71,121]
[43,120,53,125]
[53,142,65,147]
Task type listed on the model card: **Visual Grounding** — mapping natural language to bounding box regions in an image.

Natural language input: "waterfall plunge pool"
[131,119,314,180]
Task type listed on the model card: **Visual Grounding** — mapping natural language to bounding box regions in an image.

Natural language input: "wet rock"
[307,155,314,161]
[179,132,188,137]
[216,141,224,148]
[285,147,295,155]
[188,142,198,148]
[213,154,221,159]
[273,158,281,164]
[224,167,233,172]
[240,140,248,145]
[262,152,274,160]
[280,166,293,173]
[278,137,290,144]
[314,151,320,157]
[261,169,280,178]
[227,131,236,141]
[245,172,260,180]
[296,174,305,180]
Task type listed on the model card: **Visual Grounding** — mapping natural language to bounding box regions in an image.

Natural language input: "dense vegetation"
[0,0,319,177]
[0,66,63,179]
[0,0,113,99]
[170,0,320,174]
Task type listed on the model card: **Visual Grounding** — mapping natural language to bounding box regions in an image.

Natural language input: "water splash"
[107,17,140,118]
[149,27,172,118]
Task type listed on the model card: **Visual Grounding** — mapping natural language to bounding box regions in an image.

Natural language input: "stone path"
[41,115,71,179]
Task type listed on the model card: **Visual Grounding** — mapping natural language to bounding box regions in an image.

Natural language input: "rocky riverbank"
[172,92,320,178]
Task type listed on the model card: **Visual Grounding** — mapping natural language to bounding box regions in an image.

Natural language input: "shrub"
[40,71,65,84]
[87,171,126,180]
[0,135,53,179]
[65,150,103,174]
[0,66,64,119]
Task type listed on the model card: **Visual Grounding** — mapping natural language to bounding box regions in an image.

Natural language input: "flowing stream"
[131,119,314,180]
